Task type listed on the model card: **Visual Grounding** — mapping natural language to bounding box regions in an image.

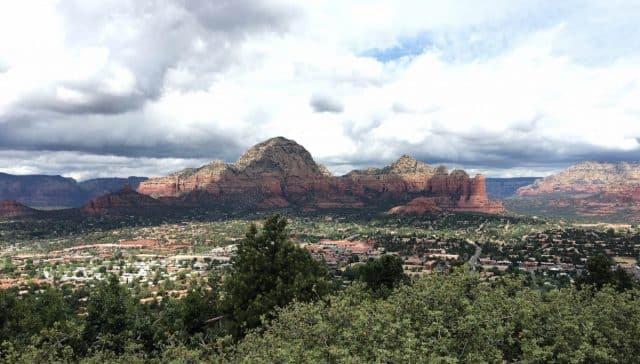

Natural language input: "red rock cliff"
[137,137,504,214]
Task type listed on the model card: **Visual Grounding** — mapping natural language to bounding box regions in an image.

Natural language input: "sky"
[1,0,639,180]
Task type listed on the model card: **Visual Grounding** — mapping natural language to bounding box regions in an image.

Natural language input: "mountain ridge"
[0,174,148,208]
[137,137,504,214]
[512,161,640,220]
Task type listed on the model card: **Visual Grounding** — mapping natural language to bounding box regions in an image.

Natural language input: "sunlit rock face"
[137,137,504,214]
[517,161,640,197]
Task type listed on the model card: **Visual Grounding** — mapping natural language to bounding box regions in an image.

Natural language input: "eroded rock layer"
[137,137,504,214]
[513,161,640,220]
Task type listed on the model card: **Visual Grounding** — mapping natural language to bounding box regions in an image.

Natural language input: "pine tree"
[222,214,330,337]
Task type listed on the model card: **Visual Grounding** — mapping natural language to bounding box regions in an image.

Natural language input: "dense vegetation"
[236,272,640,363]
[1,215,639,363]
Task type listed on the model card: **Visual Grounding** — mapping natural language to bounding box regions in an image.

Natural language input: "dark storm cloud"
[310,93,344,113]
[0,0,297,165]
[0,150,212,180]
[0,112,244,160]
[409,129,640,169]
[185,0,298,34]
[20,88,147,115]
[334,115,640,176]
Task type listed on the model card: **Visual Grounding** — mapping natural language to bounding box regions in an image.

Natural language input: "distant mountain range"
[485,178,539,199]
[6,140,636,222]
[0,173,147,208]
[1,137,506,218]
[509,161,640,221]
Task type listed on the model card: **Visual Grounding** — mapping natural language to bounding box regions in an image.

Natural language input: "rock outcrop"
[512,161,640,220]
[0,200,38,219]
[82,186,165,216]
[137,137,504,214]
[517,161,640,197]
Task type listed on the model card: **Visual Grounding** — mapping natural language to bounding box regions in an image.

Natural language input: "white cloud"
[0,0,639,178]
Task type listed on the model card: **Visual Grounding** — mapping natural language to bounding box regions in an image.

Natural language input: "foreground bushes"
[233,271,640,363]
[2,271,639,363]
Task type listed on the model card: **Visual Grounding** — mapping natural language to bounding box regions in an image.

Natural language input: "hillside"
[0,200,39,219]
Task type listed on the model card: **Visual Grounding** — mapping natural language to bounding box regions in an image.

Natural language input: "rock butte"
[134,137,504,215]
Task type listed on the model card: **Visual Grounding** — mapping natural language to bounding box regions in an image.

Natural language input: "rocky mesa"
[517,161,640,198]
[512,161,640,220]
[137,137,504,214]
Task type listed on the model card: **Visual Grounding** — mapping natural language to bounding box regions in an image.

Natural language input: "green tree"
[222,214,331,337]
[577,254,613,290]
[612,267,634,291]
[227,272,640,363]
[355,255,407,295]
[576,254,635,292]
[181,286,220,336]
[83,275,135,354]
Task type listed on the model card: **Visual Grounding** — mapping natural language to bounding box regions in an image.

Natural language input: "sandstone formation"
[0,173,147,208]
[82,186,165,216]
[517,161,640,197]
[138,137,504,214]
[513,161,640,220]
[0,200,38,219]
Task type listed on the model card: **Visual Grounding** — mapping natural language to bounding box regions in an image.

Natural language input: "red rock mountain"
[513,161,640,220]
[0,200,38,219]
[137,137,504,214]
[517,161,640,198]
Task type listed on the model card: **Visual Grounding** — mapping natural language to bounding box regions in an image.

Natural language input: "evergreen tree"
[357,254,407,295]
[577,254,635,291]
[83,274,135,354]
[222,214,331,337]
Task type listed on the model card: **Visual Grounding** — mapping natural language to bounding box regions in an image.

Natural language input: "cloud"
[0,150,211,181]
[310,93,344,113]
[0,0,639,179]
[0,0,296,116]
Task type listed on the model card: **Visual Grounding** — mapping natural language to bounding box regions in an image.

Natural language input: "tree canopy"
[576,254,635,292]
[345,254,407,295]
[222,214,331,337]
[232,271,640,363]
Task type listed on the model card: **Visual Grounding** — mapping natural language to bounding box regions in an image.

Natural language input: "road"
[466,239,481,271]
